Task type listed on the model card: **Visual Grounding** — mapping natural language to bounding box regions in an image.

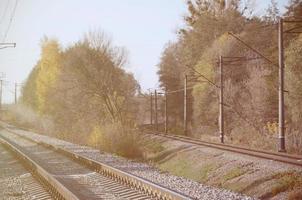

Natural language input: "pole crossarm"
[0,43,16,46]
[214,56,262,66]
[220,56,247,66]
[283,20,302,23]
[284,25,302,33]
[283,20,302,34]
[0,42,16,50]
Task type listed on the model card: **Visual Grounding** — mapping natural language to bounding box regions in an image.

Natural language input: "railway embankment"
[140,133,302,200]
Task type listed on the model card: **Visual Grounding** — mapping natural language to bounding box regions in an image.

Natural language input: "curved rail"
[143,129,302,167]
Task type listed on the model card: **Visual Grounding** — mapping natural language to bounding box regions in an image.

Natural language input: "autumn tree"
[157,0,302,153]
[21,31,139,143]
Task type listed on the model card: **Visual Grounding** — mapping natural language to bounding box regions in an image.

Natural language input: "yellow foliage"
[88,125,103,148]
[217,33,229,49]
[35,38,62,114]
[265,121,288,135]
[265,121,278,135]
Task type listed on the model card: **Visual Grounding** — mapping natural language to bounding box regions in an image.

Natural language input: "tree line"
[157,0,302,153]
[21,31,140,147]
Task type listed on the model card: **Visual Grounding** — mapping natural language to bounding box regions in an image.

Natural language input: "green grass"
[199,163,219,182]
[159,158,220,183]
[223,167,246,182]
[146,141,165,153]
[159,159,195,179]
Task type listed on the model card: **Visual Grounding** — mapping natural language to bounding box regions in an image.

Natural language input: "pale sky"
[0,0,288,103]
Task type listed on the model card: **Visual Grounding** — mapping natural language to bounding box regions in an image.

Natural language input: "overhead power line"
[0,0,10,24]
[2,0,19,42]
[228,32,278,68]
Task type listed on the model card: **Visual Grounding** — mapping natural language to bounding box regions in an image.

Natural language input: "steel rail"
[0,123,190,200]
[143,129,302,167]
[0,142,54,200]
[0,134,79,200]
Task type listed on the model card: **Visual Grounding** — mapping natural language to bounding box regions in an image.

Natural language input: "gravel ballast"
[0,142,53,200]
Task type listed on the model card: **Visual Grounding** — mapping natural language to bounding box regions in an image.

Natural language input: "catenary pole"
[184,75,187,135]
[219,56,224,143]
[155,90,158,131]
[278,18,286,152]
[15,82,17,104]
[165,89,168,133]
[150,92,153,126]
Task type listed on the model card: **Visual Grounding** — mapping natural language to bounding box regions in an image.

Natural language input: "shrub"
[271,172,302,195]
[89,123,143,159]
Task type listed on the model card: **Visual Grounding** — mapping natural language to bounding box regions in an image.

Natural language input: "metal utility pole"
[277,18,302,152]
[184,75,188,135]
[164,90,168,133]
[15,82,18,104]
[0,43,16,112]
[218,56,246,144]
[219,56,224,143]
[150,92,153,126]
[229,19,302,151]
[155,90,158,131]
[278,18,285,152]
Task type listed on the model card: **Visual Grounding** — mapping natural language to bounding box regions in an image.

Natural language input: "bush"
[271,172,302,196]
[88,123,143,159]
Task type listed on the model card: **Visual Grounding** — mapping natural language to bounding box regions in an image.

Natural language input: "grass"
[199,163,219,182]
[168,126,187,136]
[223,181,249,192]
[88,124,144,159]
[159,159,195,179]
[223,167,247,182]
[144,140,165,154]
[159,157,220,183]
[271,171,302,196]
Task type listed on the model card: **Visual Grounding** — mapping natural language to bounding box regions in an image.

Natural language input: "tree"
[21,66,39,109]
[264,0,280,23]
[35,37,62,115]
[21,37,62,116]
[157,42,184,129]
[285,0,302,19]
[21,31,139,141]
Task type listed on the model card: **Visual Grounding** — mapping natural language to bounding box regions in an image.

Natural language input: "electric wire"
[0,0,9,24]
[2,0,18,42]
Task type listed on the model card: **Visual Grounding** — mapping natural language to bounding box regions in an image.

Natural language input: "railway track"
[0,127,190,200]
[0,141,53,200]
[143,129,302,167]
